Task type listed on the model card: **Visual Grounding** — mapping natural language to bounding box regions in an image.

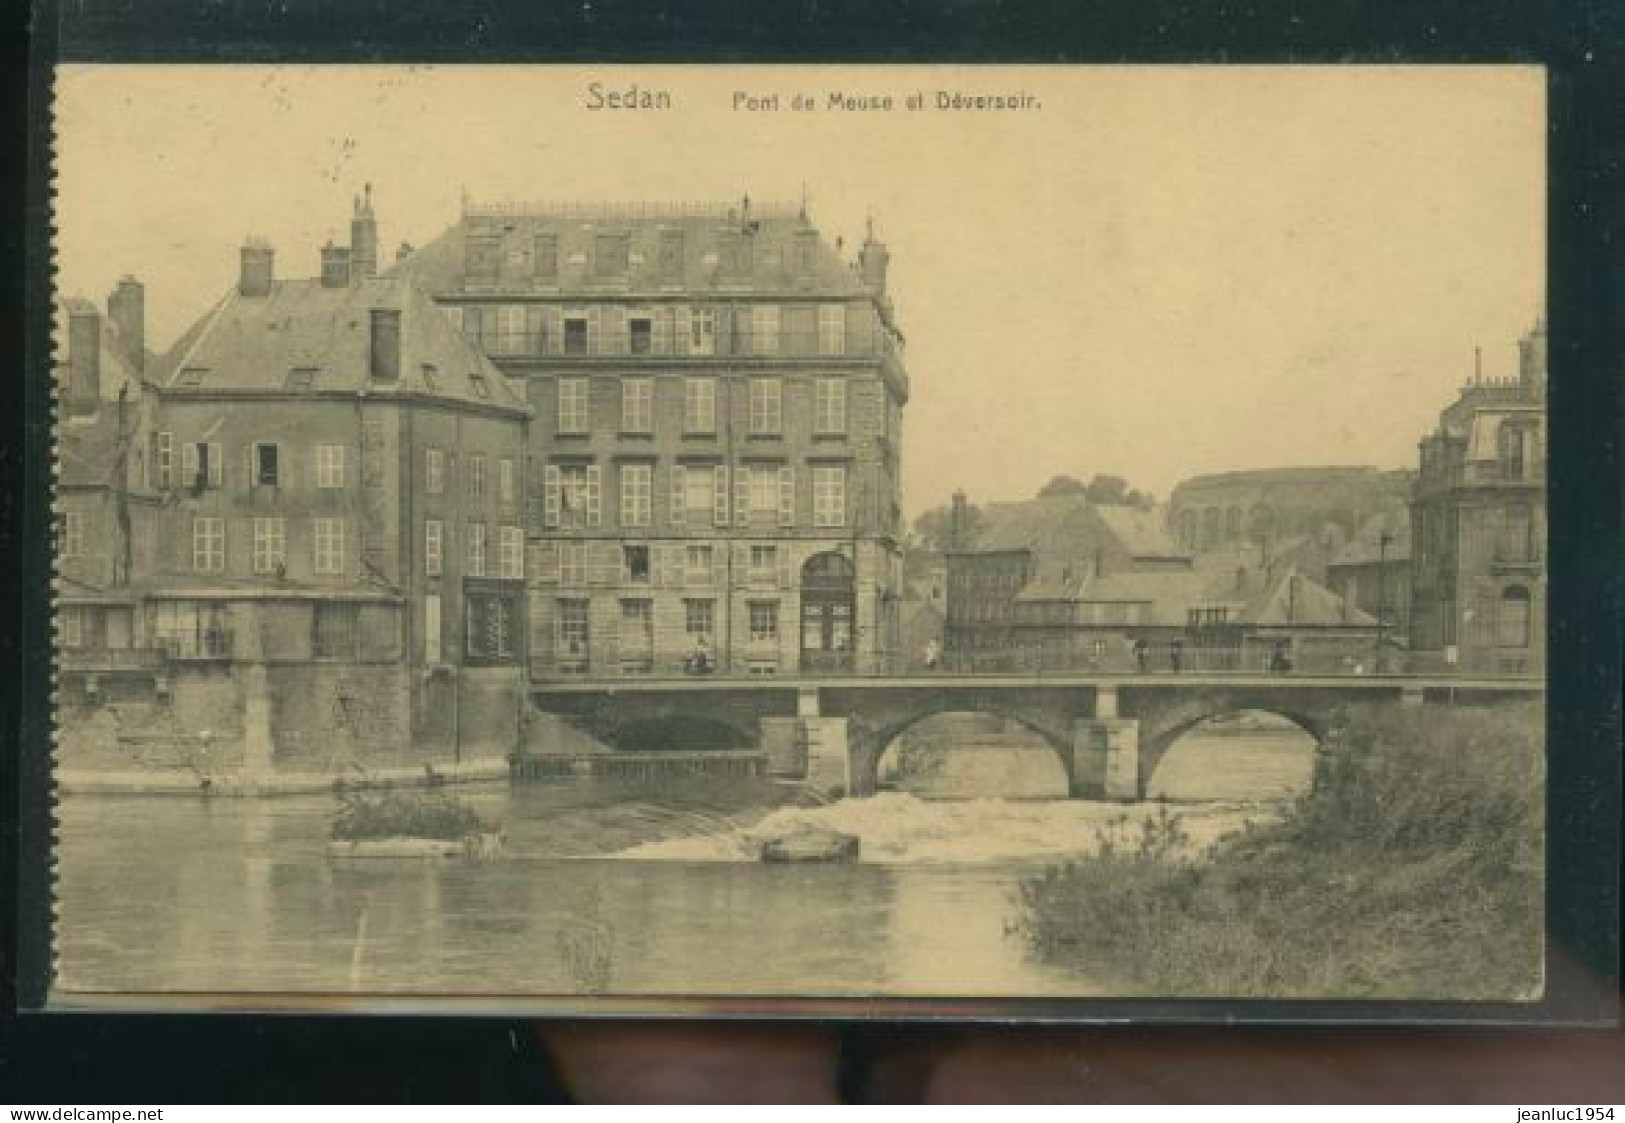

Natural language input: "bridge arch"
[849,704,1076,798]
[1138,703,1330,796]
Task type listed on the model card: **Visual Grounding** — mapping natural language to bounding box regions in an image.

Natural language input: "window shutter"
[544,465,561,528]
[590,542,616,586]
[735,464,751,527]
[711,545,726,588]
[209,442,224,487]
[243,444,254,488]
[652,307,671,355]
[732,542,750,579]
[305,445,319,489]
[606,306,627,354]
[779,553,795,590]
[181,443,199,486]
[670,464,686,527]
[584,464,602,527]
[587,307,602,355]
[713,464,730,527]
[778,465,795,527]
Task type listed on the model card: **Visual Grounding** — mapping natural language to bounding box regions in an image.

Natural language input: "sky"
[54,64,1545,516]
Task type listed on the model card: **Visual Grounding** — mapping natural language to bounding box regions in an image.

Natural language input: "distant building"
[395,196,908,675]
[1409,322,1547,675]
[1168,465,1413,561]
[944,493,1192,666]
[1326,508,1412,648]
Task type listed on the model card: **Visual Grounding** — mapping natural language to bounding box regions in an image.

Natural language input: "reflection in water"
[55,730,1311,999]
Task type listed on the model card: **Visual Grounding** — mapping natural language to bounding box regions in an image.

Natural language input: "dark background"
[2,0,1619,1102]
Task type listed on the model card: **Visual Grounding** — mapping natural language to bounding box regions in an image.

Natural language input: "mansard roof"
[392,199,880,302]
[149,275,529,414]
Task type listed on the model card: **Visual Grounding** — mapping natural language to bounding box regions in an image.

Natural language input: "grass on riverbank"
[1020,703,1544,999]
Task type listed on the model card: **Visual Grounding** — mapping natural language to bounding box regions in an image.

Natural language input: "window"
[493,305,526,356]
[313,518,346,575]
[534,235,558,280]
[748,601,779,645]
[155,431,174,488]
[815,377,847,434]
[813,464,847,527]
[688,307,716,355]
[312,603,359,660]
[424,519,443,576]
[423,593,442,663]
[315,444,345,489]
[658,231,684,280]
[252,443,280,486]
[499,526,524,579]
[182,442,224,489]
[594,234,630,278]
[425,448,445,494]
[252,517,286,574]
[749,378,782,435]
[684,377,716,434]
[60,606,85,648]
[621,378,653,433]
[623,544,651,583]
[192,517,224,572]
[469,372,490,400]
[629,316,654,355]
[557,599,589,664]
[563,316,590,356]
[1498,586,1532,648]
[619,600,653,664]
[749,544,778,579]
[559,541,587,586]
[685,599,715,639]
[619,463,652,527]
[498,457,516,506]
[677,464,715,518]
[557,377,589,433]
[685,544,714,583]
[752,304,780,355]
[466,523,487,577]
[818,304,846,355]
[546,463,601,528]
[1502,504,1535,561]
[58,511,84,559]
[749,466,779,517]
[467,453,486,498]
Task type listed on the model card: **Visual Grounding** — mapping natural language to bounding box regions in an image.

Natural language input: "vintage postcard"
[45,64,1551,1012]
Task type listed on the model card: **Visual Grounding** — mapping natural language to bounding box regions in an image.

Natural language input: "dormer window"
[658,230,684,280]
[469,371,490,400]
[533,234,558,281]
[594,234,630,279]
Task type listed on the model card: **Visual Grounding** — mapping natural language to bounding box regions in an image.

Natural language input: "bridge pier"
[1070,717,1142,801]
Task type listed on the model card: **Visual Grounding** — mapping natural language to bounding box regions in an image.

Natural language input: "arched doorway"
[800,551,856,672]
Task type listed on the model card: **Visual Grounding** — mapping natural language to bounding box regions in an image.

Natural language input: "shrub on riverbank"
[331,791,489,842]
[1020,703,1544,998]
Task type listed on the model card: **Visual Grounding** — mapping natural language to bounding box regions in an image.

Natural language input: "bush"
[331,791,489,842]
[1020,702,1545,999]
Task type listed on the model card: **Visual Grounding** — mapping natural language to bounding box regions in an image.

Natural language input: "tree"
[911,501,984,552]
[1084,474,1129,505]
[1037,475,1088,498]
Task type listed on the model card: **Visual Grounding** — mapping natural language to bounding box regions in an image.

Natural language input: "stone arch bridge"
[527,674,1542,800]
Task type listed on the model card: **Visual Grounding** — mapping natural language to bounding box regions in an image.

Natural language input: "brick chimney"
[858,215,890,298]
[320,240,352,288]
[106,275,144,375]
[239,238,274,297]
[65,300,101,412]
[949,489,969,550]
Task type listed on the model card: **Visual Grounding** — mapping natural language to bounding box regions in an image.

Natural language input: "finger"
[539,1021,844,1104]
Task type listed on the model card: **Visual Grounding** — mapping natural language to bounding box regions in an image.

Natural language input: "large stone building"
[1168,465,1413,569]
[395,197,909,676]
[1409,322,1547,676]
[57,191,535,768]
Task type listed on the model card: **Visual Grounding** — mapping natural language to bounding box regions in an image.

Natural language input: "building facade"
[1168,465,1413,562]
[1409,322,1547,676]
[396,198,909,676]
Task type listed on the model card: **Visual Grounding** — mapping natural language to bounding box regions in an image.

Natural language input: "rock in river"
[758,827,861,864]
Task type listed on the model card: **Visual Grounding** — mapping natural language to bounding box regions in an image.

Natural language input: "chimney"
[65,300,102,411]
[949,489,969,550]
[320,240,352,288]
[106,276,144,375]
[350,183,378,279]
[369,309,401,381]
[858,214,890,297]
[239,238,274,297]
[1518,317,1548,394]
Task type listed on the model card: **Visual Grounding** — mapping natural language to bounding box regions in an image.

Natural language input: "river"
[52,720,1314,1002]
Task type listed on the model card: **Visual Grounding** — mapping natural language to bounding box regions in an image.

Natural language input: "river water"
[53,721,1314,1001]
